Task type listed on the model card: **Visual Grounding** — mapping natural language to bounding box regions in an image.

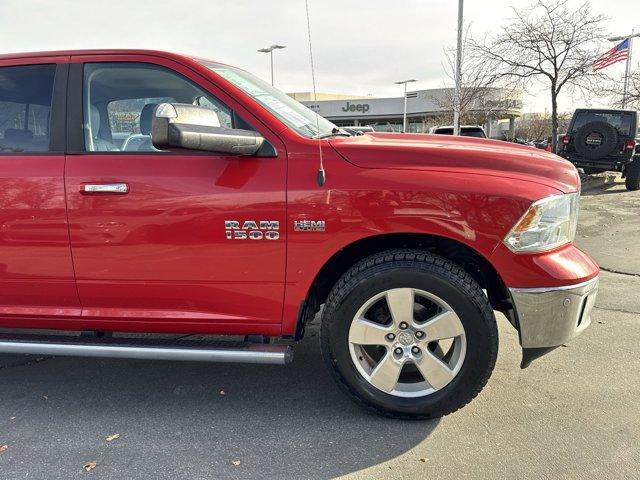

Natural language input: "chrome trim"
[0,339,292,365]
[82,183,129,194]
[509,276,599,349]
[510,278,598,294]
[225,219,280,240]
[293,220,326,232]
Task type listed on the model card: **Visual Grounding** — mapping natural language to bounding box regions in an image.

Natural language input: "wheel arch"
[295,232,513,339]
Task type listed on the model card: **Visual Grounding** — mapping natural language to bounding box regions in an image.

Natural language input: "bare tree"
[443,32,502,123]
[470,0,607,151]
[624,72,640,108]
[605,69,640,109]
[514,111,572,142]
[431,28,518,128]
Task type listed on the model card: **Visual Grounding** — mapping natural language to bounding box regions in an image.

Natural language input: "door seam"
[62,57,84,315]
[62,154,83,314]
[62,58,84,317]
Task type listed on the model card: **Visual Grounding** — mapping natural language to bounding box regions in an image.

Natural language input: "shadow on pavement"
[580,174,625,196]
[0,327,438,479]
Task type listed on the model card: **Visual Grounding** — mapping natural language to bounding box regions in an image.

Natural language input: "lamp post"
[258,44,286,86]
[453,0,464,135]
[607,30,640,108]
[395,79,417,133]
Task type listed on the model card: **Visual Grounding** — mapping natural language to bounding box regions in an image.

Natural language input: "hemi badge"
[294,220,326,232]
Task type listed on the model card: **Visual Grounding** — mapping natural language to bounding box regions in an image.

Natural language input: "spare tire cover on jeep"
[574,121,619,159]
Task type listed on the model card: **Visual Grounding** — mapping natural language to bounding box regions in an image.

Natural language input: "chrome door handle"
[80,183,129,194]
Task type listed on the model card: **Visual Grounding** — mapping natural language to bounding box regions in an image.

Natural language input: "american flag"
[593,39,630,71]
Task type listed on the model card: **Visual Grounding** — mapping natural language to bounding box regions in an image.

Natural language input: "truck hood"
[329,133,580,193]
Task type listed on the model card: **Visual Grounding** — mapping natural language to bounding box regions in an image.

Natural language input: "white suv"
[429,125,487,138]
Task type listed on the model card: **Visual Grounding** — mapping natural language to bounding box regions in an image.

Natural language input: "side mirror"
[151,103,266,155]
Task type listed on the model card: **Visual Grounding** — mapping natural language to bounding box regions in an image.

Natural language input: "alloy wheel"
[348,288,467,398]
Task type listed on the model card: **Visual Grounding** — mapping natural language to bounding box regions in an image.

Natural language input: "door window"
[0,64,56,153]
[83,63,234,152]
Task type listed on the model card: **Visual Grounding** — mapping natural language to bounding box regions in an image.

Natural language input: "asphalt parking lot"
[0,174,639,480]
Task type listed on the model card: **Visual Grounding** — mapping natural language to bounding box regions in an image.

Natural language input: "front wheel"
[320,250,498,419]
[625,160,640,191]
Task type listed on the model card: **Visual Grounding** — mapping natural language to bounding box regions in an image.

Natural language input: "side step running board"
[0,334,293,365]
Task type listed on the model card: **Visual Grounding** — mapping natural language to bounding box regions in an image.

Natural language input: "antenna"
[304,0,326,187]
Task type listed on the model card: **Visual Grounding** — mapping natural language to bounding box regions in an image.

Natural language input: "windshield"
[200,61,337,139]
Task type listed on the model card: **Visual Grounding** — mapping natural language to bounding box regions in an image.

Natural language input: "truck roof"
[0,49,212,63]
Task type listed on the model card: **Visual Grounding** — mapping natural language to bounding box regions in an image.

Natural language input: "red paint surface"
[0,155,80,318]
[0,50,599,336]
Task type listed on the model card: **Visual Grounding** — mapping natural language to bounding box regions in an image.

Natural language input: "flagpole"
[453,0,464,136]
[622,30,634,108]
[608,30,640,109]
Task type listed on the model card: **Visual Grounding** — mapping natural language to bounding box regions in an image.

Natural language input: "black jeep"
[560,108,639,191]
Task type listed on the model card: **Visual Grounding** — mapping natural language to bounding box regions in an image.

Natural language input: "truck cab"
[0,50,599,418]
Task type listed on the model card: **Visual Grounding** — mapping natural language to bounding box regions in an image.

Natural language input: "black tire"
[625,160,640,191]
[320,249,498,419]
[574,121,618,159]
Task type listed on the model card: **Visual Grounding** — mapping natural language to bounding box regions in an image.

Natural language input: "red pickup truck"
[0,50,599,419]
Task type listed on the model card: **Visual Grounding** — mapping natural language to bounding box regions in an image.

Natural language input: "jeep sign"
[342,101,370,114]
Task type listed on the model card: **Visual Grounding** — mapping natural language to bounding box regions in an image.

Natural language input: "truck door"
[64,56,286,334]
[0,59,81,322]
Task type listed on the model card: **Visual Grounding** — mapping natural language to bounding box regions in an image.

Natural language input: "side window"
[194,95,233,129]
[107,97,172,137]
[83,63,234,152]
[0,64,56,153]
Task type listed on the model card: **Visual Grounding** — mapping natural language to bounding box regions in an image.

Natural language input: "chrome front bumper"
[509,276,599,350]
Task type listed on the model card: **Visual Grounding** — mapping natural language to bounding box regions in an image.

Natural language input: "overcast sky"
[1,0,636,112]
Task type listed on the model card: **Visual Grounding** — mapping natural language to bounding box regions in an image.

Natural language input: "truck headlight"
[503,193,580,253]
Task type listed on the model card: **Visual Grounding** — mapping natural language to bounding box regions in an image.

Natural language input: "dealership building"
[288,87,523,137]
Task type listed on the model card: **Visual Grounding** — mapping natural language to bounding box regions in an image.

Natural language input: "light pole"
[607,30,640,108]
[395,79,417,133]
[258,44,286,86]
[453,0,464,136]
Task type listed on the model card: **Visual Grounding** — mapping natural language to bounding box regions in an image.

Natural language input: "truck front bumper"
[509,276,599,368]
